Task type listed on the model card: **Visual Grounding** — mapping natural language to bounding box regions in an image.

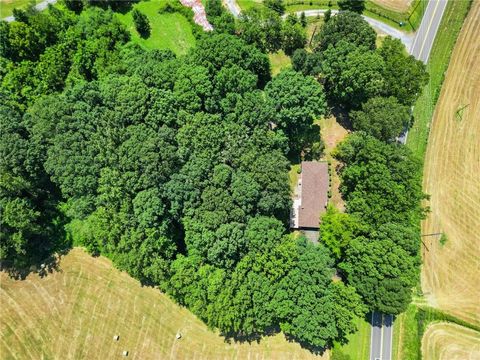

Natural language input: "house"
[291,161,329,241]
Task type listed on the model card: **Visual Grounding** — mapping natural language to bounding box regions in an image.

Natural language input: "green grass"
[392,303,480,360]
[0,0,34,18]
[333,316,371,360]
[237,0,263,11]
[392,304,419,360]
[406,0,472,159]
[269,50,292,75]
[115,0,196,55]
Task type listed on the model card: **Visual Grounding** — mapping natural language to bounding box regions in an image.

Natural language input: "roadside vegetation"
[393,1,477,359]
[406,0,473,159]
[393,304,480,359]
[238,0,427,31]
[1,0,432,356]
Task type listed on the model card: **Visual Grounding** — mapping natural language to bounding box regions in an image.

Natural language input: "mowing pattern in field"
[0,248,326,360]
[371,0,412,12]
[421,0,480,327]
[422,322,480,360]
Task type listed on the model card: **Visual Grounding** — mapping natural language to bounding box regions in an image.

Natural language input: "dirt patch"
[318,116,349,211]
[422,322,480,360]
[421,1,480,327]
[0,248,327,360]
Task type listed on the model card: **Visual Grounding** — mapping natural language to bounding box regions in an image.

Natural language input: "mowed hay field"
[422,322,480,360]
[0,248,327,360]
[371,0,412,12]
[421,0,480,327]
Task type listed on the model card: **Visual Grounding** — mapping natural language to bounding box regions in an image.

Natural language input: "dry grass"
[318,116,349,211]
[371,0,412,13]
[0,248,328,360]
[421,0,480,327]
[422,322,480,360]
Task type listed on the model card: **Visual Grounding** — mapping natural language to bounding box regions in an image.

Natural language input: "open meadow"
[421,322,480,360]
[421,0,480,328]
[115,0,195,55]
[0,248,328,360]
[0,0,31,18]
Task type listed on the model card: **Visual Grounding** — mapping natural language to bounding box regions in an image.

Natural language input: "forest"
[0,0,427,351]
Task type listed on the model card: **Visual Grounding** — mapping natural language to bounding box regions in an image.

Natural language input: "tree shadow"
[329,103,353,130]
[221,325,280,345]
[284,333,329,355]
[88,0,140,14]
[138,27,151,39]
[2,248,69,280]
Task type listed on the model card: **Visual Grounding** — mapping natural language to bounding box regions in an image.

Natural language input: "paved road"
[370,312,393,360]
[3,0,57,22]
[409,0,449,63]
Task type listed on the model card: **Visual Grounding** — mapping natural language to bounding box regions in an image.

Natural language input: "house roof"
[298,161,329,229]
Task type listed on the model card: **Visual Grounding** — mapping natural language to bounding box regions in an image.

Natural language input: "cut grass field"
[115,0,196,55]
[0,0,32,18]
[0,248,328,360]
[371,0,411,13]
[421,322,480,360]
[406,0,472,159]
[421,0,479,327]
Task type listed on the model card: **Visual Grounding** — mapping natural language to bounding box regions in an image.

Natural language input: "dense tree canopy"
[349,96,411,141]
[265,69,326,153]
[1,1,429,349]
[238,8,306,56]
[334,133,426,227]
[378,36,429,106]
[321,40,385,109]
[340,237,418,314]
[338,0,366,13]
[314,11,376,51]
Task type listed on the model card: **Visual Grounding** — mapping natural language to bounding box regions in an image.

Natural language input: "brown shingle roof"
[298,161,329,229]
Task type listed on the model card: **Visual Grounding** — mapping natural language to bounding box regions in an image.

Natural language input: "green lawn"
[406,0,472,159]
[392,304,419,360]
[115,0,196,55]
[269,50,291,76]
[333,316,371,360]
[1,0,34,18]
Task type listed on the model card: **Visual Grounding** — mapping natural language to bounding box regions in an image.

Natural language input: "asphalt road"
[370,312,393,360]
[409,0,449,63]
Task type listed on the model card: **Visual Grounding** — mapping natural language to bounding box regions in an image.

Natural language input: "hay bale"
[113,335,119,341]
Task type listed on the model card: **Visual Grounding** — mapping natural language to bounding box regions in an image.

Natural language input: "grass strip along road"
[407,0,473,159]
